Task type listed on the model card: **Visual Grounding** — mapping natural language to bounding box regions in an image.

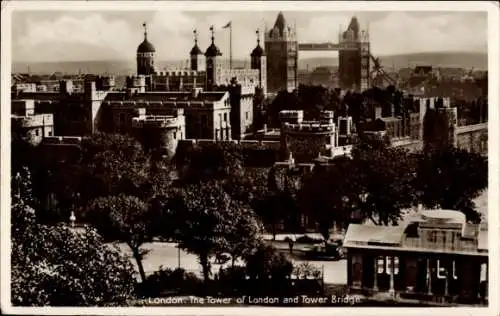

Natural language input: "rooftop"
[13,91,60,101]
[344,209,487,255]
[104,91,227,103]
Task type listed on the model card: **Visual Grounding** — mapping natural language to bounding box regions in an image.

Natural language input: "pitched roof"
[344,224,404,246]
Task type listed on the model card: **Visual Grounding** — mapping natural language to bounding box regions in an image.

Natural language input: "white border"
[1,1,499,316]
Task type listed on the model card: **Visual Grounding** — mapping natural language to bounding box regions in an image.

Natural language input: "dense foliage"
[11,169,136,306]
[166,181,263,282]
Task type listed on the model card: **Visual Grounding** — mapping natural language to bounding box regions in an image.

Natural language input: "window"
[35,129,40,137]
[377,257,385,274]
[173,131,177,139]
[427,231,437,243]
[385,256,391,275]
[223,113,227,122]
[48,131,52,136]
[480,263,487,282]
[245,112,249,120]
[437,260,446,279]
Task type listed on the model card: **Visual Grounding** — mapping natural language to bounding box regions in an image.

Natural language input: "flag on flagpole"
[223,21,232,29]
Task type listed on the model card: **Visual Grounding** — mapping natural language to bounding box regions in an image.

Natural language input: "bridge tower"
[297,16,371,92]
[338,17,370,91]
[265,12,298,94]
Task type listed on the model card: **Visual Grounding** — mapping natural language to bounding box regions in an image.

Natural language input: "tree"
[244,243,293,280]
[78,133,151,203]
[168,181,263,283]
[176,142,244,184]
[11,169,136,306]
[299,157,362,242]
[263,166,303,235]
[85,194,152,283]
[223,206,263,268]
[352,144,419,226]
[415,147,487,223]
[224,167,270,205]
[267,90,300,127]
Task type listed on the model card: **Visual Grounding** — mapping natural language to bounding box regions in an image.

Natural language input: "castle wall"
[456,123,488,155]
[279,110,337,162]
[12,114,54,146]
[131,111,186,158]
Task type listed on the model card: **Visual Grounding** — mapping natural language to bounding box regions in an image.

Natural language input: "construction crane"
[369,54,397,87]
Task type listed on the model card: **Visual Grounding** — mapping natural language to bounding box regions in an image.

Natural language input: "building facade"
[265,12,298,93]
[344,210,488,305]
[11,99,54,146]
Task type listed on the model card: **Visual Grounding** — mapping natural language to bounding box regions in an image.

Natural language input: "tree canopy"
[415,147,487,223]
[167,181,263,282]
[11,169,136,306]
[85,194,153,283]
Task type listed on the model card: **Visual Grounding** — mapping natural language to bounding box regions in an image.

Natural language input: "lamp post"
[174,226,181,269]
[70,192,80,228]
[15,172,21,198]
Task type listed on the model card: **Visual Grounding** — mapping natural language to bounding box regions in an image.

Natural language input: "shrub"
[140,267,203,297]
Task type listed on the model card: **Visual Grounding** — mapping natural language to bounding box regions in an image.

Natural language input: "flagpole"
[229,23,232,71]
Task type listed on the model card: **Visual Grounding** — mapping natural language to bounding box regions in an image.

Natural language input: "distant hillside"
[12,52,487,75]
[298,52,487,71]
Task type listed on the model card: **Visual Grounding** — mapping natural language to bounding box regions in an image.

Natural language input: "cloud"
[369,12,487,55]
[12,11,487,62]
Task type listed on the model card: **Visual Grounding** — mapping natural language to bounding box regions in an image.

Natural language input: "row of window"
[32,128,52,137]
[376,256,461,280]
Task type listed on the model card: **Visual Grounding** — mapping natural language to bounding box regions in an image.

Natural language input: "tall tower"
[136,22,156,76]
[205,25,222,91]
[338,16,370,92]
[251,29,267,95]
[265,12,298,94]
[190,29,205,71]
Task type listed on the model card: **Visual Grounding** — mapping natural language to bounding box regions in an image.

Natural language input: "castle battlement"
[105,99,221,109]
[217,68,259,77]
[131,115,183,129]
[319,110,335,120]
[178,139,281,150]
[283,122,336,133]
[279,110,304,123]
[155,70,201,77]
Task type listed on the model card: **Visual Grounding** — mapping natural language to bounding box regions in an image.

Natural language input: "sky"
[11,10,488,62]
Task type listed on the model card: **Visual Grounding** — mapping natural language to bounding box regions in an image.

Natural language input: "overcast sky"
[11,10,487,62]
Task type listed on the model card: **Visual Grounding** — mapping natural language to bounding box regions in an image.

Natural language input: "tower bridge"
[265,12,392,93]
[298,42,360,51]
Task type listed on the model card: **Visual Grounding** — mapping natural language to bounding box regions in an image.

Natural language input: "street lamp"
[15,172,21,198]
[174,225,181,269]
[69,192,80,228]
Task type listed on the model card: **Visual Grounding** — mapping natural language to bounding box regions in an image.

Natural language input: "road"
[114,241,347,284]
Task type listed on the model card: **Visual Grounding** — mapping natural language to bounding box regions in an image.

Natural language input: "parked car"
[303,242,345,261]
